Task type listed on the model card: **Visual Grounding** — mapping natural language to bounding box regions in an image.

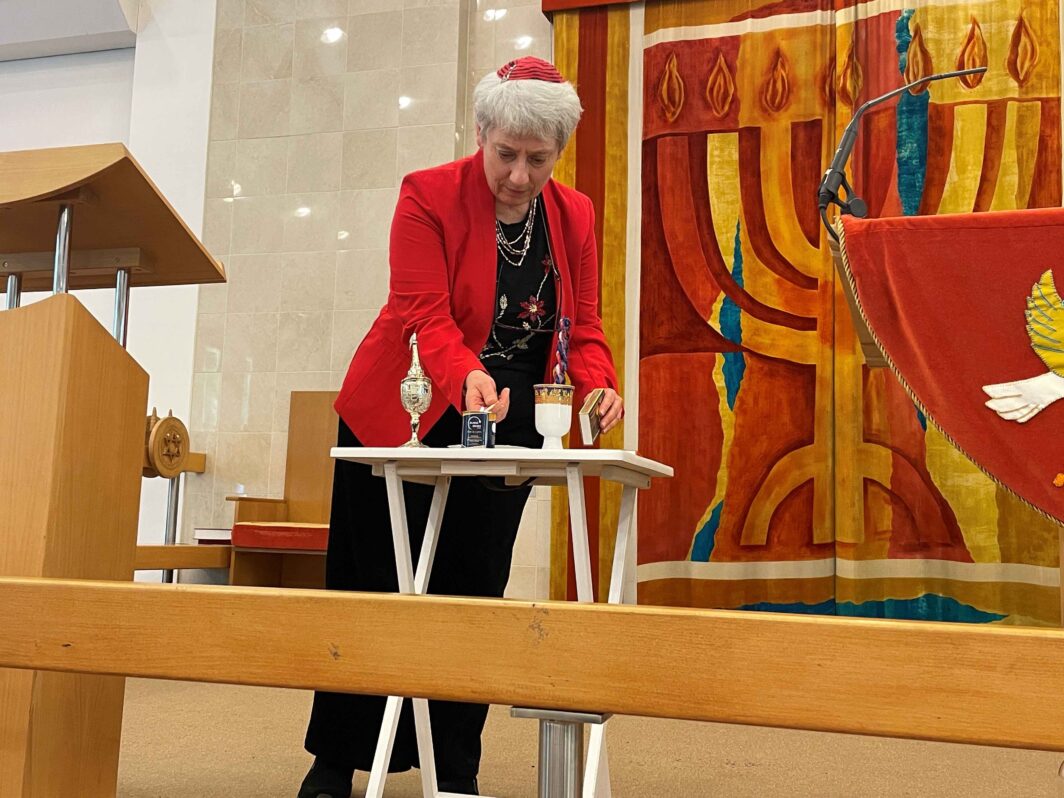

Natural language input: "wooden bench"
[226,391,337,589]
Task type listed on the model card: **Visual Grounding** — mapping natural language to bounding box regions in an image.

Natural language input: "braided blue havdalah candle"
[553,316,571,384]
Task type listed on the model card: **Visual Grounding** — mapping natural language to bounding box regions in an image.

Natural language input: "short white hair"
[473,72,583,151]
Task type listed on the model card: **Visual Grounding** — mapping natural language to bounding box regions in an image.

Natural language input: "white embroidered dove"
[983,270,1064,423]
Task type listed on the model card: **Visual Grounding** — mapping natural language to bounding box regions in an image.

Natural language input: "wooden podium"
[0,144,225,797]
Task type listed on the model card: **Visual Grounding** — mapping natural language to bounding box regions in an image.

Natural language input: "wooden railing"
[1,577,1063,751]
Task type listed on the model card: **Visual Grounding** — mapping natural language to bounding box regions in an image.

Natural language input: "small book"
[578,388,606,446]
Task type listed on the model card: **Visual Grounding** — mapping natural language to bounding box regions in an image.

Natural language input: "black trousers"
[304,407,538,779]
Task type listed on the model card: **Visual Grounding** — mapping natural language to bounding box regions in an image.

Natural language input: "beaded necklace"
[495,197,538,267]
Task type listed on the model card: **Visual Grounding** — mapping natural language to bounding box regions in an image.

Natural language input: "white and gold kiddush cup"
[533,383,574,449]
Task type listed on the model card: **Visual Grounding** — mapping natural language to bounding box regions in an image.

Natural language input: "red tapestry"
[840,209,1064,524]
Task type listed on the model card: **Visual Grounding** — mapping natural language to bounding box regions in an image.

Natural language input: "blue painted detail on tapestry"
[896,10,928,216]
[739,599,838,615]
[838,595,1006,623]
[896,93,928,215]
[896,10,914,68]
[691,501,723,562]
[720,220,746,410]
[915,405,927,430]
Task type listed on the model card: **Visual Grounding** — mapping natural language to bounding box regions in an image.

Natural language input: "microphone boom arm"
[818,66,987,240]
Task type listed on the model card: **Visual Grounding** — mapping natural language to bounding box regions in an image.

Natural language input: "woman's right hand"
[464,370,510,421]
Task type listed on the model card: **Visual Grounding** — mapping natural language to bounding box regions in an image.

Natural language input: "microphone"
[818,66,987,238]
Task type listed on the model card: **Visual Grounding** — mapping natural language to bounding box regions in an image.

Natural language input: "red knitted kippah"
[496,56,565,83]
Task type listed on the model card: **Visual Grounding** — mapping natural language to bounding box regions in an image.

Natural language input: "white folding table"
[331,446,673,798]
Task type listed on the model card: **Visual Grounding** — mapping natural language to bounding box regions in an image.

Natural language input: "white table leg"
[413,697,438,797]
[567,465,607,792]
[384,463,415,594]
[565,465,594,603]
[372,464,452,797]
[624,493,638,605]
[608,486,637,605]
[413,477,449,796]
[414,476,451,594]
[583,484,636,798]
[584,723,611,798]
[366,695,404,798]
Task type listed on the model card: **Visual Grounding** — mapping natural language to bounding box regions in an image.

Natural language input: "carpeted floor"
[117,679,1063,797]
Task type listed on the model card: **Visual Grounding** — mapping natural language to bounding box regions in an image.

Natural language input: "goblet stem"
[401,413,425,448]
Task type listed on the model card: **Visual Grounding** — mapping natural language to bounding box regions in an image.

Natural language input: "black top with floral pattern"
[480,204,557,378]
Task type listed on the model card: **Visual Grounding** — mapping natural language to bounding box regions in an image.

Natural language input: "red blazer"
[335,148,618,446]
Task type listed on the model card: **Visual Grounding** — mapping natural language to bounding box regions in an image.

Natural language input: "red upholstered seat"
[231,521,328,552]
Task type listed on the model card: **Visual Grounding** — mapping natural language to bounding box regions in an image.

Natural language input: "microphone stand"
[818,66,987,241]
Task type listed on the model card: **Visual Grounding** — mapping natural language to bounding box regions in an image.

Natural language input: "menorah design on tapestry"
[642,33,836,567]
[639,4,1059,571]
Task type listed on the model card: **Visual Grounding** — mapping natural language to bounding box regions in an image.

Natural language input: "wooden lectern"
[0,144,225,797]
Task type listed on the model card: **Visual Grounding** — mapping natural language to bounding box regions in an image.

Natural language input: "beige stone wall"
[186,0,552,598]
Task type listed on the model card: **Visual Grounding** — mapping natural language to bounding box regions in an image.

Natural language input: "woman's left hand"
[598,388,624,433]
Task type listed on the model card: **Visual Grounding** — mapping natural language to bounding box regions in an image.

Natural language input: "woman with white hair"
[299,57,621,798]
